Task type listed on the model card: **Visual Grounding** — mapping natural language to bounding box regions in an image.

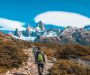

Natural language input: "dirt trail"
[5,48,54,75]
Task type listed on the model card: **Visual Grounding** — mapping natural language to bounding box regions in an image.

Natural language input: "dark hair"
[37,47,41,50]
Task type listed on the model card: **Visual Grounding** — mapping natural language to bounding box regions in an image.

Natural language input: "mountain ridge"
[35,26,90,46]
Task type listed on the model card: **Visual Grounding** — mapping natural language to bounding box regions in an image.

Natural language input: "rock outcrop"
[14,28,22,38]
[36,21,45,31]
[26,25,31,37]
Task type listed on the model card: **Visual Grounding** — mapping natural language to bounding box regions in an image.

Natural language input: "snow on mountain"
[12,35,36,42]
[35,21,46,32]
[35,27,41,32]
[43,31,57,37]
[35,11,90,28]
[0,18,26,31]
[35,26,90,46]
[26,24,36,32]
[0,18,65,42]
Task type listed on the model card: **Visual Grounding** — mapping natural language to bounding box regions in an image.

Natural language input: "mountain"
[84,25,90,31]
[36,21,45,31]
[45,24,64,35]
[11,21,65,42]
[13,24,37,41]
[0,19,65,42]
[35,26,90,46]
[25,25,32,37]
[24,24,36,37]
[14,28,22,37]
[1,19,90,46]
[72,28,90,46]
[34,26,76,44]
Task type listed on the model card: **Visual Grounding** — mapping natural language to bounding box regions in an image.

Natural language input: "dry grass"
[49,59,90,75]
[33,42,90,75]
[0,32,31,73]
[33,43,90,60]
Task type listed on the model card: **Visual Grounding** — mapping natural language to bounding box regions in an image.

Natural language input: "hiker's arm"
[35,54,37,63]
[43,54,45,63]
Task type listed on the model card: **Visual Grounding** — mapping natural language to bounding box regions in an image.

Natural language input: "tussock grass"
[0,32,31,73]
[33,42,90,75]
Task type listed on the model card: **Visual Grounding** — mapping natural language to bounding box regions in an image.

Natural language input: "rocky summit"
[35,26,90,46]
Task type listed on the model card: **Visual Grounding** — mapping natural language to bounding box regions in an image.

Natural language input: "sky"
[0,0,90,29]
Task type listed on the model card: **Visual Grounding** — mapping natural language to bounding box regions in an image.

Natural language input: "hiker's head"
[37,47,41,50]
[37,47,41,53]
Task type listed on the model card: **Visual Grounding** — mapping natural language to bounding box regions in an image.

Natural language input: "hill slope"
[0,32,31,73]
[0,32,90,75]
[34,43,90,75]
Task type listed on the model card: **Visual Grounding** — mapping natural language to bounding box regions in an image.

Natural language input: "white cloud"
[0,18,26,31]
[34,11,90,28]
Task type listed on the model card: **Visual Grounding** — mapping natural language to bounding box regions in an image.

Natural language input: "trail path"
[5,48,54,75]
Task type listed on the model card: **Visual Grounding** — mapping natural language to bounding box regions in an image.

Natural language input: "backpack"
[37,53,43,62]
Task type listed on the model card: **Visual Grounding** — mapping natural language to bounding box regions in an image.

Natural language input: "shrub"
[49,59,90,75]
[0,32,31,73]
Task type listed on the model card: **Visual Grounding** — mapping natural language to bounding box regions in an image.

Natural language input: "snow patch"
[43,31,57,37]
[12,35,36,42]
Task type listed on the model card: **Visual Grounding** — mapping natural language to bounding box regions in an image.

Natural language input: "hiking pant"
[37,63,44,75]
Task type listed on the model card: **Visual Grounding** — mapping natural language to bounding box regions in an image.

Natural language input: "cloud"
[0,18,26,31]
[34,11,90,28]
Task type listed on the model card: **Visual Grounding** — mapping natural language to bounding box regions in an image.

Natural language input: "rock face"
[72,28,90,46]
[12,23,64,41]
[84,25,90,31]
[35,26,90,46]
[26,25,31,37]
[14,28,22,37]
[36,21,45,31]
[58,26,77,44]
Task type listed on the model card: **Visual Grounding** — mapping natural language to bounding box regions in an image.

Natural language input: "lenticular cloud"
[34,11,90,28]
[0,18,26,31]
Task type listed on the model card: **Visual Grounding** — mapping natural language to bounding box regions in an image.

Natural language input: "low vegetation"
[0,32,31,73]
[33,42,90,75]
[49,59,90,75]
[0,31,90,75]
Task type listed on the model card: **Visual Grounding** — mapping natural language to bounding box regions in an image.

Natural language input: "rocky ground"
[4,48,54,75]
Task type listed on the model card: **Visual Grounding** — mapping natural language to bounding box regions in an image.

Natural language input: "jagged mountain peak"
[36,21,45,31]
[35,27,90,46]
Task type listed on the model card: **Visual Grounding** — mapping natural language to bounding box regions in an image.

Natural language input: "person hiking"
[35,47,45,75]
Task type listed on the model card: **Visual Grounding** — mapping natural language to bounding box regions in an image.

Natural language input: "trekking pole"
[44,55,47,75]
[44,63,46,75]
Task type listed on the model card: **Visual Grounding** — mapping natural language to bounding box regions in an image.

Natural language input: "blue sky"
[0,0,90,27]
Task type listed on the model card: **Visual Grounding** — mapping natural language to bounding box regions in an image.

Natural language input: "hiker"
[35,47,45,75]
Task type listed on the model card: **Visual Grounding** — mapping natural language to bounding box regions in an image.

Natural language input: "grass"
[49,59,90,75]
[0,32,31,73]
[0,31,90,75]
[33,42,90,75]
